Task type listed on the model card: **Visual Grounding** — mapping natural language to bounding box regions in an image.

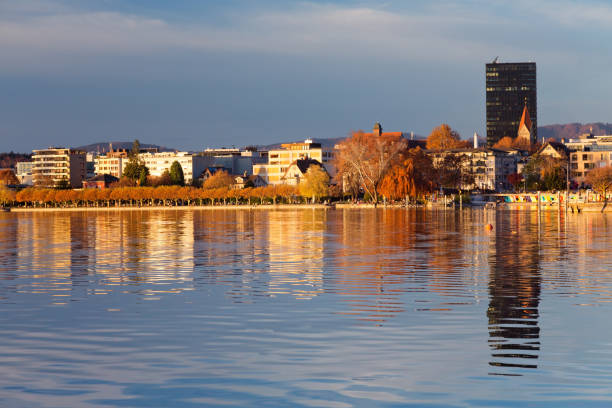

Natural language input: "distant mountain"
[538,123,612,141]
[73,141,174,153]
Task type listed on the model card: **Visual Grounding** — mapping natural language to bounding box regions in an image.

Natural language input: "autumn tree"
[149,170,172,186]
[169,161,185,186]
[335,130,406,204]
[521,154,566,191]
[426,124,469,150]
[0,187,16,207]
[507,173,524,192]
[0,169,19,185]
[492,136,515,149]
[203,170,234,189]
[493,136,533,151]
[299,165,329,203]
[435,154,474,191]
[378,147,436,202]
[585,165,612,211]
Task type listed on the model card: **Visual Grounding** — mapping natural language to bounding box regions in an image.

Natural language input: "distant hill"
[538,123,612,141]
[73,141,174,153]
[0,152,32,169]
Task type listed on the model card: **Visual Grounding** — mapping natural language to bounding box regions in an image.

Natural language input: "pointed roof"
[519,104,532,131]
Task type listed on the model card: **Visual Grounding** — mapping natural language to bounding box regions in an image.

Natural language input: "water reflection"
[487,210,541,375]
[3,209,612,407]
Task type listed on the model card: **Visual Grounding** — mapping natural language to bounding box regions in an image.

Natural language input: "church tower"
[373,122,383,137]
[517,103,533,145]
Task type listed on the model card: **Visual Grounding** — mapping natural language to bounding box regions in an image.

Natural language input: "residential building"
[82,174,119,189]
[564,133,612,185]
[94,147,158,178]
[429,148,517,192]
[280,159,326,186]
[253,139,336,185]
[15,161,34,185]
[233,174,267,189]
[140,152,207,185]
[32,148,86,188]
[198,148,267,176]
[95,155,126,179]
[486,60,537,146]
[537,141,568,160]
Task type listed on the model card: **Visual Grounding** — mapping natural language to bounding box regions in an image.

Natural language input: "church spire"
[517,102,533,144]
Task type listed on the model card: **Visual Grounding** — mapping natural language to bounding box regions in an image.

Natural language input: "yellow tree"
[426,124,469,150]
[586,165,612,212]
[0,187,16,206]
[299,165,329,203]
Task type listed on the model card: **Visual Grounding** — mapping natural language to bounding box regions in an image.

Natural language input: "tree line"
[0,165,332,208]
[336,123,474,203]
[0,185,300,208]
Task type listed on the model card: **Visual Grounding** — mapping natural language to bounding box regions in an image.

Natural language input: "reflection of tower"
[487,211,541,374]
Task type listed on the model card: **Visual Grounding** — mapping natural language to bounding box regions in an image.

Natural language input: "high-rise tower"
[486,61,537,146]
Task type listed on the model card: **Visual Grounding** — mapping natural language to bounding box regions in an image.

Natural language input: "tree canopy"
[0,169,19,185]
[521,154,566,191]
[169,161,185,186]
[586,165,612,205]
[426,124,469,150]
[378,147,436,201]
[299,165,329,203]
[335,130,406,203]
[203,170,234,189]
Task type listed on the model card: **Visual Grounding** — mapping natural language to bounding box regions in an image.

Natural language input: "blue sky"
[1,0,611,152]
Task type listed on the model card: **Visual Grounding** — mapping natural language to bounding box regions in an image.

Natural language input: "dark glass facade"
[486,62,537,146]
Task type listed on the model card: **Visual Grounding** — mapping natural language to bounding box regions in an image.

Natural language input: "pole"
[566,160,569,216]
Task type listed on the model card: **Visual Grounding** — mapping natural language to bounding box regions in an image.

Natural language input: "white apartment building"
[32,148,86,188]
[140,152,207,184]
[429,148,517,192]
[94,156,126,179]
[16,161,34,185]
[253,139,336,185]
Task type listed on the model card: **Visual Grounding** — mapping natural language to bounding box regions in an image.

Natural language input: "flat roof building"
[486,61,537,146]
[32,148,86,188]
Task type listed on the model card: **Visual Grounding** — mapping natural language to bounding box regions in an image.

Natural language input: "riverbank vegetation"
[0,185,311,208]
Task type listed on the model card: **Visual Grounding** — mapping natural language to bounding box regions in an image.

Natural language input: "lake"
[1,208,611,407]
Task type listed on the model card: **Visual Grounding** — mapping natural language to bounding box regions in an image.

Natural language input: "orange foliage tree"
[378,147,436,202]
[203,170,235,189]
[0,169,19,185]
[336,130,406,203]
[426,124,469,150]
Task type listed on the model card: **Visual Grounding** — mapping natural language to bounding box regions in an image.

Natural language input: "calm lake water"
[1,208,612,407]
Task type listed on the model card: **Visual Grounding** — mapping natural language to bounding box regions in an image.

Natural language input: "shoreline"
[7,204,332,212]
[4,202,612,213]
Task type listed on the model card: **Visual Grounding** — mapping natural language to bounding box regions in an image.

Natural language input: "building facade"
[16,161,34,185]
[32,148,86,188]
[486,61,537,146]
[564,133,612,185]
[140,152,207,185]
[430,148,517,192]
[253,140,336,185]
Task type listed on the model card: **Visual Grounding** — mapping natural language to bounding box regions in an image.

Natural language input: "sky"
[1,0,612,152]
